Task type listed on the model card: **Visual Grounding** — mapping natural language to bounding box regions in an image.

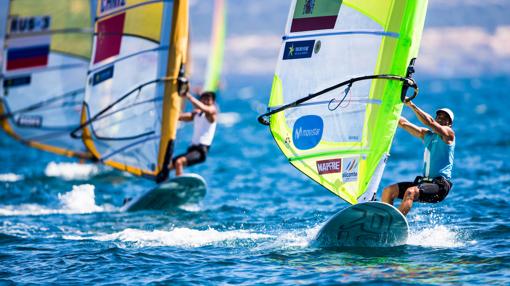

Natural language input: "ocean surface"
[1,75,509,285]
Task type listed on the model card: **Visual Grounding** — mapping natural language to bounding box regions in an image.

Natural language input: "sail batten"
[289,150,371,162]
[283,30,399,40]
[263,0,428,204]
[87,47,168,73]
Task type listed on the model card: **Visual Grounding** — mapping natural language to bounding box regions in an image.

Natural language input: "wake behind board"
[313,202,408,248]
[122,174,206,212]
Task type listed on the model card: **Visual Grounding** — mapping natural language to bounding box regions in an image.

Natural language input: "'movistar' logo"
[292,115,323,150]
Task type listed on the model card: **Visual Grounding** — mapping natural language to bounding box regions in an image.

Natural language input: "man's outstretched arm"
[185,93,216,116]
[398,116,429,140]
[405,101,455,144]
[179,111,196,122]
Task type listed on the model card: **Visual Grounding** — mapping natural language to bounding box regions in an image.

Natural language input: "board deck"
[122,174,207,212]
[312,202,409,248]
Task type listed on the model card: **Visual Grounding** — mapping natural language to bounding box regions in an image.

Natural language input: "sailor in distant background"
[170,91,218,176]
[382,100,455,216]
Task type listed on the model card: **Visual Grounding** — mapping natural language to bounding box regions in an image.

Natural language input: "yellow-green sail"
[203,0,227,92]
[264,0,428,204]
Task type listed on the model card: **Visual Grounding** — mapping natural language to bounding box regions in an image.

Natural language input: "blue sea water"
[1,75,509,285]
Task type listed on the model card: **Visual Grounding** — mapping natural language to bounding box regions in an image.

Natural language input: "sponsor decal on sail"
[316,158,342,175]
[283,40,315,60]
[291,0,342,33]
[292,115,323,150]
[15,115,42,128]
[342,157,359,183]
[3,76,31,88]
[92,66,114,86]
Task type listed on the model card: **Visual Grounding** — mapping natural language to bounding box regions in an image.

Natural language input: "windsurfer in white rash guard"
[382,101,456,216]
[169,91,218,176]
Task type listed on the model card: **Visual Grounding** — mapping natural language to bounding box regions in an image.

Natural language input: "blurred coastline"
[191,0,510,80]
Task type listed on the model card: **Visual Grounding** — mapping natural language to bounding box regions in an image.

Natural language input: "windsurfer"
[170,91,218,176]
[382,101,455,215]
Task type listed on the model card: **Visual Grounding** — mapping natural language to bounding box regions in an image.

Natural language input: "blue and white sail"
[77,0,190,179]
[0,0,95,159]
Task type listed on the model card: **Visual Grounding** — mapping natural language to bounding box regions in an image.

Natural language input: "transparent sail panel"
[0,0,94,158]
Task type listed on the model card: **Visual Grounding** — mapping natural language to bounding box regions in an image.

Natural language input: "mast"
[158,0,189,180]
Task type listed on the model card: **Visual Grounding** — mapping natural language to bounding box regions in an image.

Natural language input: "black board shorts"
[173,144,209,167]
[397,176,452,203]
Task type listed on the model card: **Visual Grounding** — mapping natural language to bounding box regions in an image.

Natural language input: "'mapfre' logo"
[293,115,323,150]
[342,157,359,182]
[317,159,341,175]
[283,40,315,60]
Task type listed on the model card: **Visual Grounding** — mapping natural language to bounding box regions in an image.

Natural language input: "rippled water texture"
[1,76,509,284]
